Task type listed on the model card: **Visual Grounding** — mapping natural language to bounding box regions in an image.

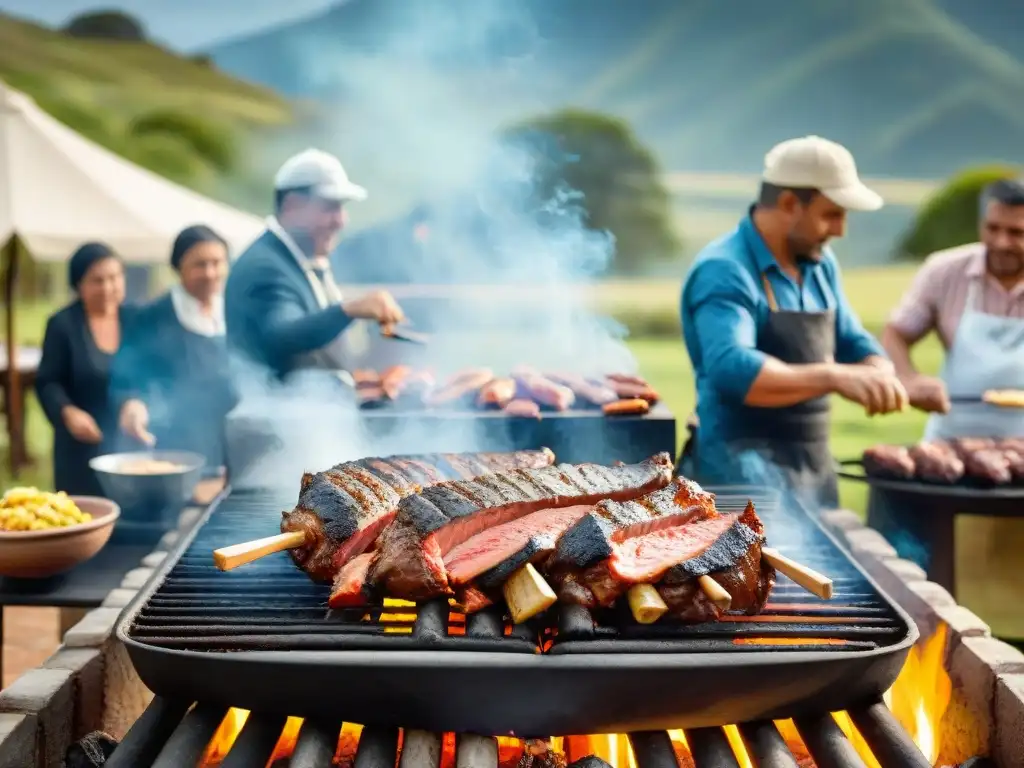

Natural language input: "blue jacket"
[224,230,354,380]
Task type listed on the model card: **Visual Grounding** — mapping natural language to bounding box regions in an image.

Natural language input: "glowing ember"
[197,626,953,768]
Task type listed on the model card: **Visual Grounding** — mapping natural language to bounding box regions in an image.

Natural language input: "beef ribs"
[552,478,717,569]
[553,500,774,623]
[282,449,556,582]
[354,453,675,602]
[862,445,916,480]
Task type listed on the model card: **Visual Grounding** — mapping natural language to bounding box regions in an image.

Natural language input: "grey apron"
[681,269,839,510]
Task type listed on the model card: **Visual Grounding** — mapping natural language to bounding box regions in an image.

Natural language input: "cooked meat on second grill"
[283,449,556,582]
[963,448,1013,485]
[477,378,517,409]
[345,453,675,603]
[504,399,541,418]
[545,373,618,406]
[513,369,576,410]
[424,369,495,407]
[908,442,964,484]
[862,445,915,480]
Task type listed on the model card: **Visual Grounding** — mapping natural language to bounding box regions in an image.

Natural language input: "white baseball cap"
[273,148,368,202]
[762,135,883,212]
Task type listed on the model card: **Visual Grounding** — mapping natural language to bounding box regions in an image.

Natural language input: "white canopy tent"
[0,80,265,472]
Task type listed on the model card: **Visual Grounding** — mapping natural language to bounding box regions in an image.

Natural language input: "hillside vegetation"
[209,0,1024,178]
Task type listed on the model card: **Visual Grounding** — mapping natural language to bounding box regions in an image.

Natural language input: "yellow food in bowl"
[0,488,93,531]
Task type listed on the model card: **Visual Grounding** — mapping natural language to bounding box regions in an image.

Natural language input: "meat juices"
[282,449,557,582]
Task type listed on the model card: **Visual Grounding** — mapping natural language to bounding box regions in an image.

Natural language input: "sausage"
[963,448,1012,485]
[545,373,618,406]
[602,398,650,416]
[423,368,494,407]
[380,365,411,400]
[606,373,648,387]
[607,379,660,404]
[353,369,385,408]
[503,398,541,418]
[909,442,964,484]
[477,378,517,409]
[513,372,575,410]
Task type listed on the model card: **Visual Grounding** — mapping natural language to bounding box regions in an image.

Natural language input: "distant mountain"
[207,0,1024,179]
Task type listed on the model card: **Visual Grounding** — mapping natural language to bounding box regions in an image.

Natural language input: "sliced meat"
[366,453,675,601]
[552,477,717,569]
[445,504,593,588]
[862,444,916,480]
[283,449,556,582]
[424,369,494,407]
[327,552,376,608]
[504,399,541,418]
[909,442,964,484]
[603,398,650,416]
[545,373,618,406]
[513,370,576,410]
[477,378,517,409]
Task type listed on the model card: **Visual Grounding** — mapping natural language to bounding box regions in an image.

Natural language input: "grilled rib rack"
[116,484,918,735]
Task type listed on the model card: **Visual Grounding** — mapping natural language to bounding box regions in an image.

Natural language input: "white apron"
[266,218,370,385]
[925,278,1024,439]
[923,276,1024,638]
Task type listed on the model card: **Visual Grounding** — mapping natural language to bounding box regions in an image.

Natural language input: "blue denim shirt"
[679,210,883,482]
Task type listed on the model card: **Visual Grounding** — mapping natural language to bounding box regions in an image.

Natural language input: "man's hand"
[61,405,103,445]
[830,364,909,416]
[119,399,156,446]
[904,375,950,414]
[341,290,405,325]
[859,355,895,374]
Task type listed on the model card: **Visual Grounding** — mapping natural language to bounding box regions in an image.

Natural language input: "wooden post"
[3,237,23,475]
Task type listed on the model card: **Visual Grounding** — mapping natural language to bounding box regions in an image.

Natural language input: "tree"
[502,109,681,274]
[63,10,147,41]
[897,165,1020,260]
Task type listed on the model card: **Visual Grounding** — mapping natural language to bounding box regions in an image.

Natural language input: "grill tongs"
[950,389,1024,407]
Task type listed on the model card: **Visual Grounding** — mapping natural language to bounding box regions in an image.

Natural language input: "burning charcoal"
[64,731,119,768]
[565,757,613,768]
[518,739,567,768]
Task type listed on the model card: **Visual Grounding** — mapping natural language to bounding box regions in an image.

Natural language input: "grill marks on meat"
[362,454,674,601]
[283,449,556,582]
[553,478,716,569]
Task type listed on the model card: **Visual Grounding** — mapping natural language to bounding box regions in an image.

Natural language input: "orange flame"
[198,626,953,768]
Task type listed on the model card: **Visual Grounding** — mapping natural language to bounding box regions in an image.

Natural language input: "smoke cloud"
[226,0,640,489]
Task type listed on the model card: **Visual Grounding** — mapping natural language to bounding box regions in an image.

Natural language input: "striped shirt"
[889,243,1024,350]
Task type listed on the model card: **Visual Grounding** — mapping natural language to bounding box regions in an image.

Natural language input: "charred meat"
[283,449,556,581]
[333,453,674,604]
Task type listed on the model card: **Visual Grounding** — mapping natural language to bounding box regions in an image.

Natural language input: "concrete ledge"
[995,674,1024,768]
[63,608,123,649]
[0,713,35,768]
[0,667,74,768]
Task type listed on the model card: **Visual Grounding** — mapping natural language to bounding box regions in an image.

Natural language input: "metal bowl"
[89,451,206,518]
[0,496,120,578]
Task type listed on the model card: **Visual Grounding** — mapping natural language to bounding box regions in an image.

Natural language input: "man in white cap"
[225,148,404,386]
[678,136,909,509]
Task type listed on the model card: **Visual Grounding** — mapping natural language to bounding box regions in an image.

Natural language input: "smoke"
[225,0,641,489]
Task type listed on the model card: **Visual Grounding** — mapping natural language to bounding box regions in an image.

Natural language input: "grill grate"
[126,485,906,655]
[102,696,934,768]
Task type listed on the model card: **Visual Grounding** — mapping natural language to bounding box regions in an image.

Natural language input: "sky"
[0,0,336,50]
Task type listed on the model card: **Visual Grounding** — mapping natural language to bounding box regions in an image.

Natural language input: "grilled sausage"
[380,366,411,400]
[606,373,648,387]
[354,369,386,408]
[607,379,660,403]
[513,371,576,410]
[477,378,517,409]
[546,373,618,406]
[423,369,494,407]
[909,442,964,484]
[504,398,541,418]
[602,398,650,416]
[963,448,1013,485]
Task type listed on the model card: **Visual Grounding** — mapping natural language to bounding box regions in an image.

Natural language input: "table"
[0,344,41,471]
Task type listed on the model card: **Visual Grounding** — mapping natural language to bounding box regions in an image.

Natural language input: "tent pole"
[3,236,24,476]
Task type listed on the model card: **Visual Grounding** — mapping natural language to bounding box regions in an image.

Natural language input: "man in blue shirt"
[679,136,909,510]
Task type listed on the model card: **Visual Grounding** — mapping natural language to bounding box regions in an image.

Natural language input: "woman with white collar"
[112,225,235,467]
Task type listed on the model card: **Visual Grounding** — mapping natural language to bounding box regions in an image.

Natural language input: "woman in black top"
[35,243,132,496]
[112,226,235,467]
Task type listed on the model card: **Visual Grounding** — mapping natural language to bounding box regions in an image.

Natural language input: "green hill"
[0,13,296,206]
[208,0,1024,178]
